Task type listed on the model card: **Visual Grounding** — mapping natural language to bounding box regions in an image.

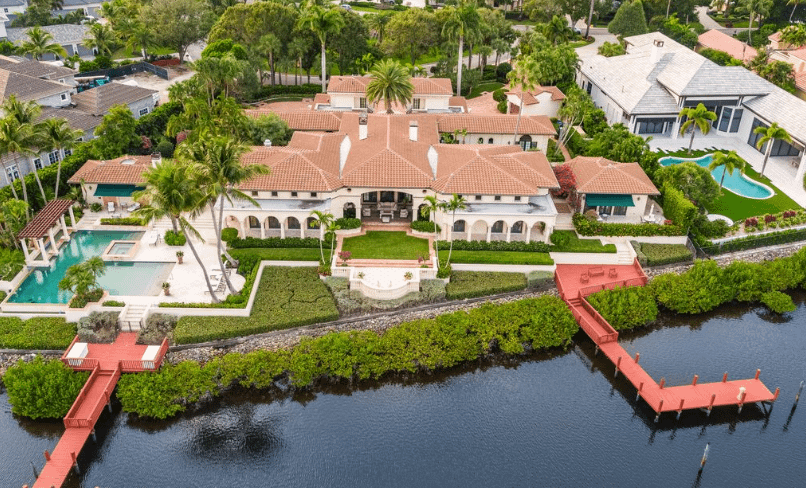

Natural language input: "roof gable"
[567,156,659,195]
[71,82,157,116]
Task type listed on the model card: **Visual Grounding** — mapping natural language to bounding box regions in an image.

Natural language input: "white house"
[577,32,806,184]
[317,75,466,113]
[506,85,566,118]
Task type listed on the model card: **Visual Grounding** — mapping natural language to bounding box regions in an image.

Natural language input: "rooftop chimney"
[151,152,161,168]
[263,139,272,147]
[358,113,368,140]
[650,39,664,64]
[409,120,418,142]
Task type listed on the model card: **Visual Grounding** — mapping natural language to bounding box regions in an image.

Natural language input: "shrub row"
[4,357,89,419]
[411,220,441,233]
[116,295,578,418]
[445,271,527,299]
[0,317,77,349]
[100,217,146,226]
[703,227,806,255]
[335,217,362,230]
[447,239,551,253]
[173,267,339,344]
[253,83,322,100]
[587,285,659,330]
[164,230,186,246]
[229,236,325,249]
[632,242,693,267]
[573,213,685,236]
[447,250,554,265]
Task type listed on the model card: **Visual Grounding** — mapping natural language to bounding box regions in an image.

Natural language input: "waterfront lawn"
[550,230,617,253]
[342,231,430,260]
[173,267,339,344]
[705,164,801,220]
[448,250,554,265]
[0,317,77,350]
[446,271,527,299]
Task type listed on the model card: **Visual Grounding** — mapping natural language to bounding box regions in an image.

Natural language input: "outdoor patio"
[650,136,806,208]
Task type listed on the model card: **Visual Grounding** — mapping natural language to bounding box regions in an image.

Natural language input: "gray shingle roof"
[39,107,101,132]
[0,0,24,6]
[5,25,89,45]
[742,87,806,145]
[0,60,75,80]
[676,64,772,97]
[0,69,69,102]
[71,82,157,116]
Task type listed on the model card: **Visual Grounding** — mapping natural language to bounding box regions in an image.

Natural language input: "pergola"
[17,199,76,266]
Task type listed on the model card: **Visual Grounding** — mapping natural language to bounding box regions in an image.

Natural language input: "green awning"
[585,194,635,207]
[94,184,144,197]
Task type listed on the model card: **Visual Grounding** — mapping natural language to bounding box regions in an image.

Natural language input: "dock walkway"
[555,262,779,419]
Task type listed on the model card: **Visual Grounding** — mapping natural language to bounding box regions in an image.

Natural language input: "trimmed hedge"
[164,230,186,246]
[411,220,441,233]
[324,276,446,315]
[662,183,697,230]
[634,242,693,266]
[335,217,361,230]
[253,83,321,100]
[173,267,339,344]
[446,271,527,299]
[574,213,685,236]
[702,228,806,255]
[448,250,554,265]
[100,217,146,226]
[587,285,658,330]
[117,295,578,418]
[229,236,324,249]
[0,317,77,349]
[448,239,550,253]
[4,357,89,419]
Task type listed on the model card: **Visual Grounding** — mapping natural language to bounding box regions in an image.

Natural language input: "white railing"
[351,277,419,300]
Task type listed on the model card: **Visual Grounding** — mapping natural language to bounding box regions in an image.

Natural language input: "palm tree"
[441,0,481,97]
[298,5,346,93]
[179,135,269,294]
[508,56,538,146]
[257,33,282,86]
[708,150,746,191]
[38,118,83,200]
[133,159,223,302]
[0,119,34,213]
[19,26,67,60]
[419,195,443,267]
[366,12,392,44]
[2,96,48,204]
[678,103,717,153]
[443,194,467,264]
[544,15,572,45]
[789,0,802,22]
[365,60,415,114]
[125,22,155,59]
[754,122,792,177]
[780,24,806,48]
[82,22,117,57]
[309,210,334,264]
[741,0,773,46]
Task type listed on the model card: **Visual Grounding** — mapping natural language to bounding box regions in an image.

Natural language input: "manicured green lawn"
[467,81,504,99]
[551,230,617,253]
[230,248,321,262]
[448,250,554,265]
[174,267,339,344]
[342,231,430,260]
[111,46,174,60]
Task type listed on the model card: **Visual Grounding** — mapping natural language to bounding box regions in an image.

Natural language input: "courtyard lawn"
[173,267,339,344]
[550,230,617,253]
[467,82,504,99]
[342,231,430,260]
[448,250,554,265]
[705,164,802,221]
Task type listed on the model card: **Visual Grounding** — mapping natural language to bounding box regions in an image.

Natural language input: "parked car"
[340,4,352,10]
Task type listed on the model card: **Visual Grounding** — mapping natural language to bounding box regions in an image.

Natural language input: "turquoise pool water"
[659,154,773,199]
[9,230,173,304]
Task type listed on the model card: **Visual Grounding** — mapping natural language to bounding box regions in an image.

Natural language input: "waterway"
[3,295,806,487]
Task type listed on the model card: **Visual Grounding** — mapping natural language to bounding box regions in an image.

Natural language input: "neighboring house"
[0,58,77,86]
[766,30,806,101]
[0,0,26,16]
[577,32,806,183]
[566,156,660,223]
[697,29,757,63]
[505,86,566,118]
[68,154,154,207]
[57,0,103,16]
[71,82,159,118]
[4,24,93,60]
[319,75,465,113]
[74,113,562,243]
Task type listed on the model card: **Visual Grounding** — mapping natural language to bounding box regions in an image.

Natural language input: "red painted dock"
[30,333,167,488]
[555,261,779,418]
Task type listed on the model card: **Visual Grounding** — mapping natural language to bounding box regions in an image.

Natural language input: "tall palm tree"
[708,150,746,191]
[789,0,802,22]
[508,56,538,146]
[297,5,345,93]
[441,0,481,97]
[443,194,467,264]
[365,60,415,114]
[179,135,269,294]
[19,26,67,60]
[309,210,334,264]
[366,12,392,44]
[38,118,83,200]
[0,119,34,213]
[678,103,717,153]
[741,0,773,46]
[125,21,155,59]
[754,122,792,177]
[419,195,443,267]
[133,159,223,302]
[2,96,47,204]
[82,22,117,57]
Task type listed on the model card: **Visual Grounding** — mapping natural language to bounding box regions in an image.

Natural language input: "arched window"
[287,217,301,229]
[492,220,505,233]
[248,216,260,229]
[478,137,484,144]
[267,217,281,229]
[453,220,466,232]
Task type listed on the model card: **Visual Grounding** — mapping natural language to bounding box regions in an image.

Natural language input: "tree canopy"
[608,0,648,38]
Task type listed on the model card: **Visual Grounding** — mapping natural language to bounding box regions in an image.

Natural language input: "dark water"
[3,295,806,487]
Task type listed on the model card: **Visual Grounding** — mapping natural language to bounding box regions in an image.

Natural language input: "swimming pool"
[9,230,173,304]
[658,154,773,199]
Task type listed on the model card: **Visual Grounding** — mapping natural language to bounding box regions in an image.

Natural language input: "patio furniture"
[381,215,391,223]
[362,207,371,217]
[204,275,226,294]
[380,209,394,220]
[146,231,160,246]
[127,202,141,212]
[589,266,604,277]
[107,202,115,213]
[608,268,618,278]
[399,208,409,219]
[580,273,589,283]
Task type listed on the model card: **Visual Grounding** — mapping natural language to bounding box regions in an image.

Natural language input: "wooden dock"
[555,261,779,419]
[29,333,167,488]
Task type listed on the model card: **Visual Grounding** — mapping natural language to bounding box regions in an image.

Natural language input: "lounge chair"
[107,201,115,213]
[146,231,160,246]
[127,202,141,212]
[204,275,226,294]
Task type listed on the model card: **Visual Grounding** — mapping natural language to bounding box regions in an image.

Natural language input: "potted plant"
[176,250,184,264]
[357,271,365,279]
[404,271,413,280]
[162,282,171,296]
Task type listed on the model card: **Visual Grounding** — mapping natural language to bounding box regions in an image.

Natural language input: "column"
[37,238,48,260]
[47,228,58,252]
[525,225,531,244]
[20,239,30,264]
[486,225,491,243]
[260,223,266,239]
[544,225,553,244]
[68,206,76,228]
[59,215,70,241]
[280,219,285,239]
[506,226,512,243]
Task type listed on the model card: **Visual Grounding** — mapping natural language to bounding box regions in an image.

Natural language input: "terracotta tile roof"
[247,110,343,131]
[790,48,806,62]
[437,114,556,135]
[18,199,74,239]
[71,82,157,116]
[698,29,757,62]
[0,69,68,102]
[449,96,468,112]
[566,156,659,195]
[313,93,331,106]
[506,86,566,105]
[796,72,806,92]
[327,75,453,95]
[769,31,782,43]
[240,145,342,192]
[432,145,558,195]
[68,155,152,185]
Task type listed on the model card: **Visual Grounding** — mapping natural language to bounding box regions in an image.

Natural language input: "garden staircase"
[119,303,148,332]
[615,242,636,265]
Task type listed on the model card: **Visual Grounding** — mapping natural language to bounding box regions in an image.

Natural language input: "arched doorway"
[343,202,356,219]
[491,220,507,241]
[452,219,467,241]
[265,216,281,237]
[286,217,301,237]
[306,216,319,238]
[511,221,526,241]
[224,215,242,237]
[470,220,488,241]
[245,215,261,238]
[519,135,532,151]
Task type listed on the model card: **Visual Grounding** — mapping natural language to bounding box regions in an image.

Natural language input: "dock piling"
[659,377,665,389]
[755,369,760,380]
[796,381,803,404]
[635,352,640,364]
[636,382,644,401]
[699,443,710,472]
[43,451,50,462]
[692,374,698,386]
[654,400,664,422]
[91,429,96,442]
[615,356,621,377]
[722,372,728,383]
[31,462,39,480]
[707,394,716,416]
[677,399,685,420]
[71,451,80,474]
